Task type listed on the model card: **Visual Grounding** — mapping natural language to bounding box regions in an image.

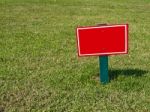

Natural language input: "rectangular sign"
[76,24,128,56]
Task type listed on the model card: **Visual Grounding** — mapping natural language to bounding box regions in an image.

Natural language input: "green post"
[99,56,109,84]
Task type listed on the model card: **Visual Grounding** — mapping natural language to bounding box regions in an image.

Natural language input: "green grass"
[0,0,150,111]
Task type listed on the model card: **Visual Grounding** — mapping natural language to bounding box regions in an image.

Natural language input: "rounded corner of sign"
[76,28,79,32]
[125,50,129,54]
[78,53,83,57]
[76,27,82,31]
[125,24,129,30]
[77,51,82,57]
[123,50,128,54]
[78,53,81,56]
[126,23,129,26]
[76,27,80,32]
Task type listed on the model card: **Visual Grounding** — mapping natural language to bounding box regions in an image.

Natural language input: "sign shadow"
[109,68,148,80]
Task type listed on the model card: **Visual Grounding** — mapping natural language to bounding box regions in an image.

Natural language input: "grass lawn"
[0,0,150,111]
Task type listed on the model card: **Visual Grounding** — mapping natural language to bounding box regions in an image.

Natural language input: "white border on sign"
[76,24,128,56]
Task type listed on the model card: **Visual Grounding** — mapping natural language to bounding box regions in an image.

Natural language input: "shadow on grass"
[109,68,148,80]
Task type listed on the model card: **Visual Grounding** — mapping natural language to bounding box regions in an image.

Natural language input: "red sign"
[76,24,128,56]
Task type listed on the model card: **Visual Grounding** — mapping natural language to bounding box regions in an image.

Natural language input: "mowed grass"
[0,0,150,111]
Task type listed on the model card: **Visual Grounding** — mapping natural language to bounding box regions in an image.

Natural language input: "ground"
[0,0,150,111]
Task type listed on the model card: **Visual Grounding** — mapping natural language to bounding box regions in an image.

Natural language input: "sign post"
[76,24,128,84]
[100,56,109,84]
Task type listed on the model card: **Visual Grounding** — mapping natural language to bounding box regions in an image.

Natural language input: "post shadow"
[109,68,148,80]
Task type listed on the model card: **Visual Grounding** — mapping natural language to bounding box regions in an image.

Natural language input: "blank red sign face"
[76,24,128,56]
